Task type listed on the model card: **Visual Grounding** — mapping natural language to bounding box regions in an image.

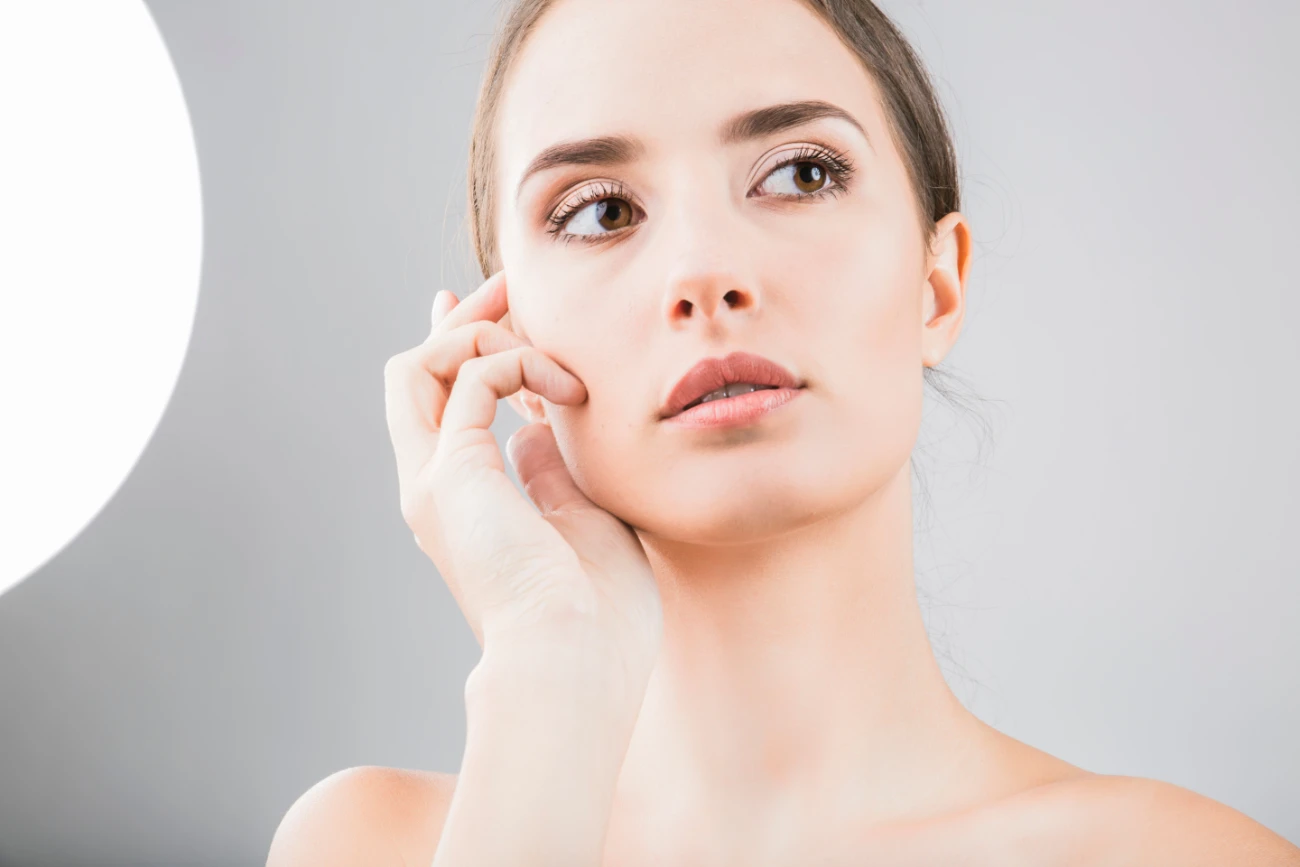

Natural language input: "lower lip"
[664,387,805,429]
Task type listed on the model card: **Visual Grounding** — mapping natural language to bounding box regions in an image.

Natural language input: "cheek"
[789,206,924,442]
[780,203,923,374]
[503,264,645,449]
[498,235,589,350]
[854,236,926,465]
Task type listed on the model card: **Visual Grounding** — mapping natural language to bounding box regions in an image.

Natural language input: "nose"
[660,237,759,332]
[658,189,762,330]
[662,264,759,329]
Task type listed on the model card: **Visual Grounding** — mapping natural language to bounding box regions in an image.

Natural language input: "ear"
[921,211,972,368]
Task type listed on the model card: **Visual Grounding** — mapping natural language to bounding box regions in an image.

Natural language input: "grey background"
[1,0,1297,864]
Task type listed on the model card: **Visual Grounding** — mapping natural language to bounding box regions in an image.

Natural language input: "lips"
[659,350,803,419]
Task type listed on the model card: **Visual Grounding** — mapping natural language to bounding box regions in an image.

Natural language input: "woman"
[270,0,1300,863]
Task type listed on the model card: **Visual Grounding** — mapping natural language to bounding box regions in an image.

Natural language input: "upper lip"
[659,350,803,418]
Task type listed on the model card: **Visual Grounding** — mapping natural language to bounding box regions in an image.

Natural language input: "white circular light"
[0,1,203,597]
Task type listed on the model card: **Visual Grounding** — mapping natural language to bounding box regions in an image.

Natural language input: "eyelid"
[748,142,857,195]
[545,179,640,234]
[551,179,632,215]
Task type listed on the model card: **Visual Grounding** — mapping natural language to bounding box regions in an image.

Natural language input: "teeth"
[686,382,777,410]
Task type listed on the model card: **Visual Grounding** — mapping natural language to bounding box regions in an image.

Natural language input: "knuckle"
[400,480,441,531]
[383,351,413,380]
[398,487,423,525]
[458,353,489,378]
[495,345,528,368]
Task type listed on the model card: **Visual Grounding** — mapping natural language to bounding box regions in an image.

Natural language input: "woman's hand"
[383,270,663,678]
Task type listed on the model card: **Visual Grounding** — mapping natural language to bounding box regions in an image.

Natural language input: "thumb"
[506,422,595,516]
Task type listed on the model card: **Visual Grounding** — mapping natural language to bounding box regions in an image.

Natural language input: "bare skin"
[268,0,1300,863]
[270,764,1299,866]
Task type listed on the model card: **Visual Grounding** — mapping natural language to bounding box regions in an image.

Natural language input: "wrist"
[468,625,653,719]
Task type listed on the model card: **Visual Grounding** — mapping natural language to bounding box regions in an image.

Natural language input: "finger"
[422,320,532,411]
[385,321,529,486]
[431,290,459,331]
[507,422,596,517]
[384,351,442,490]
[433,270,508,337]
[438,346,587,458]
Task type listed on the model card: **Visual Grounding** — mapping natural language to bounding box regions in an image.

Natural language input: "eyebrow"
[513,99,870,204]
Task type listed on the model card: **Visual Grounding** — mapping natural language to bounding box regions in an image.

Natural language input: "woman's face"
[496,0,966,544]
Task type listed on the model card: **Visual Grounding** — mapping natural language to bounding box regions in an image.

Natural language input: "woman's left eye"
[754,159,838,197]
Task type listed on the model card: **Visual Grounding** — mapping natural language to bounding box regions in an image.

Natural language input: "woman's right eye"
[546,179,640,242]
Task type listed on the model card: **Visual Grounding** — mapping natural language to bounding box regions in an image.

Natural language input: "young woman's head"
[471,0,972,545]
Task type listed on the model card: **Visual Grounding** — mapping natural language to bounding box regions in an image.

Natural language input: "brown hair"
[464,0,961,280]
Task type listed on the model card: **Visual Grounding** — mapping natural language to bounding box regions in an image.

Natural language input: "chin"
[626,472,834,546]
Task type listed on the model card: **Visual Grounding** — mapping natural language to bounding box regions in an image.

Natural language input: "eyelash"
[544,143,857,245]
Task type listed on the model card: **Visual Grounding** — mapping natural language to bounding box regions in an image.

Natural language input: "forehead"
[495,0,890,198]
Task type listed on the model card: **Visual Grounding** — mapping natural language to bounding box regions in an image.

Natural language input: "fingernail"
[433,290,453,316]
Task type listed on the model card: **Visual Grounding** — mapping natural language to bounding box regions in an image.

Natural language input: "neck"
[613,459,988,828]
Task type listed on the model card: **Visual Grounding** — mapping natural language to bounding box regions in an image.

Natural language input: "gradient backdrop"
[1,1,1296,864]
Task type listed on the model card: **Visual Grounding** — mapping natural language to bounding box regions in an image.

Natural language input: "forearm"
[431,631,651,867]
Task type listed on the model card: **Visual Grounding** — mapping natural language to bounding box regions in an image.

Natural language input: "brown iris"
[792,161,826,193]
[594,199,634,231]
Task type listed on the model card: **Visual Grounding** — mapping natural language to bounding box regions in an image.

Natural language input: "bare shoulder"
[990,773,1300,866]
[266,765,457,867]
